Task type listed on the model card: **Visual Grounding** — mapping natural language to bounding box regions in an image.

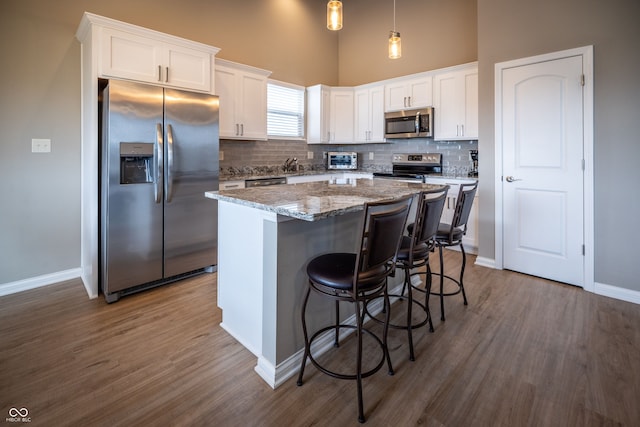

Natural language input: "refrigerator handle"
[155,123,164,203]
[166,123,175,203]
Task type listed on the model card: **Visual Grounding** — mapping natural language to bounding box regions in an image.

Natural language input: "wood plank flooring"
[1,251,639,426]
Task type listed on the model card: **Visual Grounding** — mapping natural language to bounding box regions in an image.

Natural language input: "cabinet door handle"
[403,97,407,108]
[158,65,162,82]
[240,124,244,136]
[460,124,464,136]
[165,67,169,83]
[235,124,239,136]
[407,96,412,107]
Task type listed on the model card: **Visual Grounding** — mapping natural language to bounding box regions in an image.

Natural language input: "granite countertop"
[220,169,374,182]
[205,178,445,221]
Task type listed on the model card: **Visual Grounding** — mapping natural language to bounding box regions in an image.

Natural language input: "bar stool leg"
[459,243,468,305]
[405,266,415,361]
[355,300,365,423]
[425,263,434,332]
[334,300,340,347]
[297,287,312,386]
[438,244,446,321]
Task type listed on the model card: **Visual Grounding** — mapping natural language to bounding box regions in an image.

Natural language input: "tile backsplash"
[220,138,478,178]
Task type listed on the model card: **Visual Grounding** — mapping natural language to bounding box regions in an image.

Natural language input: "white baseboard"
[474,256,496,269]
[0,268,81,297]
[594,282,640,305]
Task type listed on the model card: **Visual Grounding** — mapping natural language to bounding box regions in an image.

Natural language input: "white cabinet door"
[329,88,354,143]
[164,44,212,92]
[100,27,212,92]
[384,75,433,112]
[215,60,270,140]
[306,85,331,144]
[214,66,238,138]
[434,66,478,140]
[100,28,163,84]
[354,85,385,143]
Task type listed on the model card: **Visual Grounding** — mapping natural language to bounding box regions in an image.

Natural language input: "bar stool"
[364,186,448,361]
[297,195,413,424]
[432,181,478,321]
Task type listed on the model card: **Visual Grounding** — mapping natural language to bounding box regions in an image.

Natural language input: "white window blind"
[267,80,305,139]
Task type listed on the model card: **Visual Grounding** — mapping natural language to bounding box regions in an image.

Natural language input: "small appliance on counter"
[469,150,478,177]
[327,152,358,170]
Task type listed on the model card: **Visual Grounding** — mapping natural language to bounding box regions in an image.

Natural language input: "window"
[267,80,305,139]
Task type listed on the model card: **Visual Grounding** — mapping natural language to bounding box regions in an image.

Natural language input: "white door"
[501,55,584,286]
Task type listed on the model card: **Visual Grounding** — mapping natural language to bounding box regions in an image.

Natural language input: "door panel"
[102,81,164,293]
[502,55,584,286]
[163,88,219,277]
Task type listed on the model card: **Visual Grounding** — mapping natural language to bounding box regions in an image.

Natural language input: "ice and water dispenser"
[120,142,154,184]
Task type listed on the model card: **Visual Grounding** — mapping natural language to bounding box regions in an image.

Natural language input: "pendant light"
[389,0,401,59]
[327,1,343,31]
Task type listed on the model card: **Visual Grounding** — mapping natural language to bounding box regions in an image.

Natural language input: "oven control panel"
[392,153,442,165]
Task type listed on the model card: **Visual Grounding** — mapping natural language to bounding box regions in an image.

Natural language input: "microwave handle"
[415,111,421,133]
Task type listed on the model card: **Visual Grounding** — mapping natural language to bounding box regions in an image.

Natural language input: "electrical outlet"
[32,138,51,153]
[219,150,224,161]
[307,151,314,160]
[369,152,374,160]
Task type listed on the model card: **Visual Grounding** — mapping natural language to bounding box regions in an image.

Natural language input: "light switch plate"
[307,151,314,160]
[219,150,224,161]
[32,138,51,153]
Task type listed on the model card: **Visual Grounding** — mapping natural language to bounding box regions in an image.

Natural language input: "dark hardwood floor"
[1,251,639,426]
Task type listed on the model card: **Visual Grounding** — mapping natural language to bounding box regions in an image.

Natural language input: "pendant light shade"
[389,0,401,59]
[389,31,402,59]
[327,1,343,31]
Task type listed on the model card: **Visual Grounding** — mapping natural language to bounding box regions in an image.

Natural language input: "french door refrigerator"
[100,79,219,303]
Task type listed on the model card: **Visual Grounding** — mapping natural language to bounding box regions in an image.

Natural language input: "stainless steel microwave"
[384,107,433,139]
[327,152,358,170]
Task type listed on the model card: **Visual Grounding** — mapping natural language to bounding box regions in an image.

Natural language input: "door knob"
[505,176,522,182]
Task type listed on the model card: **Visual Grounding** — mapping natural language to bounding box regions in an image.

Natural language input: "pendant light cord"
[393,0,396,32]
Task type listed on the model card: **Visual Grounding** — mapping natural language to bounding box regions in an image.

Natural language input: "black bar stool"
[364,186,448,361]
[297,195,413,424]
[432,181,478,321]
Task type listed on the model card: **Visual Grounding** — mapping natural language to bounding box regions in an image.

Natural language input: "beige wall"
[337,0,477,86]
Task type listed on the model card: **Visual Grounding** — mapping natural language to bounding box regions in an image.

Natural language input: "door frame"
[494,46,594,292]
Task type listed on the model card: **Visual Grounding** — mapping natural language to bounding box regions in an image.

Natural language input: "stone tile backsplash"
[220,138,478,178]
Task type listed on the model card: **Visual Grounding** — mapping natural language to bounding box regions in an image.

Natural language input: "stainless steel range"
[373,153,443,182]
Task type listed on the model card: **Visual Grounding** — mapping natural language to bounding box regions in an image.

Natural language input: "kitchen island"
[205,177,444,388]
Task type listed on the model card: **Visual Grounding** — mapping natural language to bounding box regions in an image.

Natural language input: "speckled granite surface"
[205,178,445,221]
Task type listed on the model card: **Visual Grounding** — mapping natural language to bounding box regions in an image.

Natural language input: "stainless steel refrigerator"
[99,79,219,303]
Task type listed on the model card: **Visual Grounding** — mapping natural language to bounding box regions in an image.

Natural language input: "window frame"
[267,79,306,140]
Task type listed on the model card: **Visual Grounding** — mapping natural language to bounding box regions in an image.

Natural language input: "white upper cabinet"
[306,85,354,144]
[329,88,354,144]
[215,59,271,141]
[87,15,219,93]
[354,83,385,143]
[306,85,331,144]
[384,75,433,112]
[433,64,478,140]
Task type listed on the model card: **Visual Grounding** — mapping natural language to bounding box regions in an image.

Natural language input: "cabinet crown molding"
[75,12,220,55]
